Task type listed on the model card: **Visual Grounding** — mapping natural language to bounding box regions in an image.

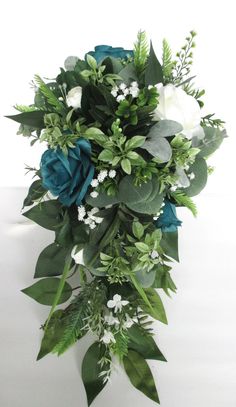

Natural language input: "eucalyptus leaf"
[142,137,172,162]
[184,156,208,196]
[22,278,72,305]
[194,126,226,158]
[64,56,79,71]
[123,350,160,404]
[118,63,138,84]
[86,191,119,208]
[147,120,183,139]
[135,269,156,288]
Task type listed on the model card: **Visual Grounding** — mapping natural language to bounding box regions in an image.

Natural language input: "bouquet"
[7,31,226,405]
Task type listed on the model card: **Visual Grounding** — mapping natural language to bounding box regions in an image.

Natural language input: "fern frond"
[134,30,149,75]
[34,75,64,112]
[14,104,38,112]
[114,331,129,359]
[171,192,197,217]
[162,39,174,79]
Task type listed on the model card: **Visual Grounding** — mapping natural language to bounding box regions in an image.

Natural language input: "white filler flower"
[101,330,116,344]
[66,86,82,109]
[107,294,129,313]
[71,246,84,265]
[154,84,204,139]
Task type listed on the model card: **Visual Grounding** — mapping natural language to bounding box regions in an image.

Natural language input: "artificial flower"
[40,138,94,206]
[154,84,204,139]
[101,330,116,344]
[107,294,129,313]
[87,45,133,63]
[66,86,82,109]
[155,200,182,232]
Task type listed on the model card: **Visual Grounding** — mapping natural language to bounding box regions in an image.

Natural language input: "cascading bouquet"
[7,31,226,405]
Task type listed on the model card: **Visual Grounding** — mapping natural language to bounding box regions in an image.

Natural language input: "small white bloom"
[89,221,97,229]
[111,90,118,97]
[123,88,130,96]
[123,314,134,329]
[71,246,84,265]
[58,96,64,101]
[66,86,82,109]
[150,250,159,259]
[77,205,86,221]
[148,85,154,90]
[104,313,119,327]
[153,83,203,139]
[189,172,195,180]
[119,83,127,91]
[153,216,158,220]
[98,170,108,182]
[170,185,177,192]
[91,179,99,188]
[107,294,129,313]
[90,191,99,198]
[131,81,138,87]
[101,330,116,344]
[108,169,116,178]
[117,94,125,102]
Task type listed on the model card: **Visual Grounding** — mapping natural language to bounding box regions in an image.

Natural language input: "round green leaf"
[184,156,208,197]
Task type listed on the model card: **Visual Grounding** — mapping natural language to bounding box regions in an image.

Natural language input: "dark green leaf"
[23,200,63,230]
[86,191,120,208]
[22,277,72,305]
[124,350,160,404]
[37,310,66,360]
[23,179,47,208]
[119,63,138,84]
[128,324,166,361]
[161,231,179,262]
[6,111,47,128]
[35,243,71,278]
[141,288,167,324]
[145,42,163,86]
[82,342,108,406]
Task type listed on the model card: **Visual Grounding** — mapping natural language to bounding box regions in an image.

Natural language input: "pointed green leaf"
[128,324,166,361]
[22,277,72,305]
[141,288,168,324]
[145,42,163,86]
[82,342,108,406]
[35,243,71,278]
[121,158,132,174]
[124,350,160,404]
[37,310,66,360]
[6,110,47,128]
[23,200,63,230]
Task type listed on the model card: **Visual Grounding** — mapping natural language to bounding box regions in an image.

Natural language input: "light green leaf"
[194,126,226,158]
[124,350,160,404]
[142,137,172,162]
[86,54,98,70]
[141,288,168,324]
[98,149,114,162]
[125,135,146,150]
[121,158,131,174]
[135,268,156,288]
[132,221,144,239]
[135,242,149,252]
[22,278,72,306]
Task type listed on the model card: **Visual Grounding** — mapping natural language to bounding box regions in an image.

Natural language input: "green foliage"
[194,126,226,158]
[171,192,197,217]
[128,324,166,361]
[23,200,63,231]
[113,331,129,359]
[124,349,160,404]
[145,42,163,86]
[134,31,149,76]
[173,30,197,84]
[34,75,64,112]
[161,231,179,262]
[35,243,72,278]
[82,343,109,406]
[140,288,168,324]
[6,111,47,128]
[21,277,72,306]
[37,310,66,360]
[162,39,174,82]
[184,156,208,197]
[23,179,47,208]
[201,114,225,129]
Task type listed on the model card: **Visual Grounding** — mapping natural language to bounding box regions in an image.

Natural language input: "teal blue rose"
[86,45,133,63]
[155,200,182,232]
[40,139,94,207]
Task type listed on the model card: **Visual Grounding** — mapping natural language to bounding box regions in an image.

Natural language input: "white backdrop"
[0,1,236,406]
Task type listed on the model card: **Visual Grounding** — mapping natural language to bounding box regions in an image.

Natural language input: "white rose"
[154,84,204,139]
[71,246,84,265]
[66,86,82,109]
